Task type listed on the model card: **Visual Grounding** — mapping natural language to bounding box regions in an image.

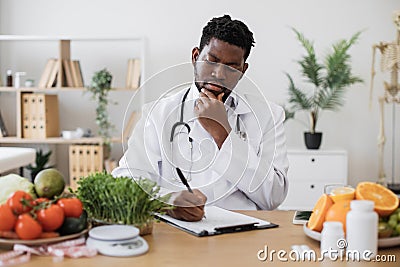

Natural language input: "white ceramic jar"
[346,200,378,260]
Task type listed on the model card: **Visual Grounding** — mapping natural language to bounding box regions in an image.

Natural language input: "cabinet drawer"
[278,182,326,210]
[288,154,347,181]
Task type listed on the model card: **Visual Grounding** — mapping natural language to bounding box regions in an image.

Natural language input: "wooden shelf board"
[0,136,121,144]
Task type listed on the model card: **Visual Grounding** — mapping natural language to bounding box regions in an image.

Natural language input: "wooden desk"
[2,211,399,266]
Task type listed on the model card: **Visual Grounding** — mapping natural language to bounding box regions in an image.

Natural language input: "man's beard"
[194,81,232,102]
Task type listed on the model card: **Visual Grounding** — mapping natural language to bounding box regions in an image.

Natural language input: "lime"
[34,169,65,198]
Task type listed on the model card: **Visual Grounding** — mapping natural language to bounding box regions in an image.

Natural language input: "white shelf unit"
[278,149,348,211]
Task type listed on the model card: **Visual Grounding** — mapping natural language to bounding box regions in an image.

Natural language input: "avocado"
[58,210,88,236]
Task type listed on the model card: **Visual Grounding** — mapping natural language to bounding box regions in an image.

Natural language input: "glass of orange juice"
[324,184,355,203]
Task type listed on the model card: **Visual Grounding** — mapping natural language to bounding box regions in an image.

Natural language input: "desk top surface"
[1,210,399,267]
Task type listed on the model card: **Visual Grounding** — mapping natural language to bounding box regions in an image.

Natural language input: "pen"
[176,167,193,193]
[175,167,206,219]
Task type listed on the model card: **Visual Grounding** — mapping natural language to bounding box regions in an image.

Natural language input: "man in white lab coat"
[112,15,288,221]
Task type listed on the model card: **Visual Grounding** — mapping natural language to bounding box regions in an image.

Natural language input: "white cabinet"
[278,149,348,211]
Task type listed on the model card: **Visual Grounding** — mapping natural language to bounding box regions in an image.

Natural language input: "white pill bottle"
[346,200,378,260]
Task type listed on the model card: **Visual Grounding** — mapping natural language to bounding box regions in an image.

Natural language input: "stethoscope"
[169,88,247,182]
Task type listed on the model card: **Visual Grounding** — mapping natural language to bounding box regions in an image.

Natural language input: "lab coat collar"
[188,82,251,115]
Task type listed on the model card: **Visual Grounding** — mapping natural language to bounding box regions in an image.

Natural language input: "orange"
[325,200,351,233]
[329,187,355,203]
[355,182,399,217]
[308,194,333,232]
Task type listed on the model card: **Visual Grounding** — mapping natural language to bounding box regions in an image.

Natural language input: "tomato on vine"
[15,213,42,240]
[0,204,17,231]
[36,204,65,232]
[57,198,83,218]
[33,197,49,206]
[7,191,33,215]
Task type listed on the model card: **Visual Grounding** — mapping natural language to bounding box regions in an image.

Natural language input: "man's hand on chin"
[167,189,207,221]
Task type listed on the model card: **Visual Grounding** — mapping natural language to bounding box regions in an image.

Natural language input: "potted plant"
[87,68,115,157]
[25,149,54,182]
[284,28,363,149]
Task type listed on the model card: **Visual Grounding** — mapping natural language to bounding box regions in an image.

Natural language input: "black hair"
[199,15,255,61]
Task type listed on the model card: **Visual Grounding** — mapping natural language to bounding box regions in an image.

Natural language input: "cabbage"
[0,174,36,204]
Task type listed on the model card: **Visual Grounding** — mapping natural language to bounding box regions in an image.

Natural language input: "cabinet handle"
[310,184,315,189]
[311,158,315,162]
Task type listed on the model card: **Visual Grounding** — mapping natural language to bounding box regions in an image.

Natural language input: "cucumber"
[58,210,88,236]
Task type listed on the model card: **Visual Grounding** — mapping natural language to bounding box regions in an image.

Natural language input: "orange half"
[355,182,399,217]
[330,187,355,203]
[308,194,333,232]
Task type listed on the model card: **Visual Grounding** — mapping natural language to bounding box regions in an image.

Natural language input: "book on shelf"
[122,111,140,142]
[38,58,57,88]
[46,59,60,88]
[70,60,84,87]
[125,58,141,89]
[62,59,75,87]
[0,109,8,137]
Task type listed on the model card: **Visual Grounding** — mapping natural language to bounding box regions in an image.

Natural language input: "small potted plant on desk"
[87,68,115,158]
[73,172,172,235]
[284,28,363,149]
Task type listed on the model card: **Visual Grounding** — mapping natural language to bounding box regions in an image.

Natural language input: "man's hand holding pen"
[167,189,207,221]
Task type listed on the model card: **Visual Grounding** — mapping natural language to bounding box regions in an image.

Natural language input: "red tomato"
[36,204,65,232]
[15,213,42,240]
[0,204,17,231]
[57,198,83,218]
[33,197,49,206]
[7,191,33,215]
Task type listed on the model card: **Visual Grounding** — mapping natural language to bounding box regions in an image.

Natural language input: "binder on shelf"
[90,145,98,173]
[69,145,79,190]
[36,94,59,138]
[21,94,59,139]
[21,94,31,138]
[92,145,103,172]
[28,94,38,138]
[69,144,103,189]
[0,109,8,137]
[38,58,57,88]
[84,146,92,177]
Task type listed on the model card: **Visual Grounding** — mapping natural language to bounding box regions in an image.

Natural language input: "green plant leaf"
[284,29,363,131]
[286,73,312,110]
[86,68,115,146]
[292,28,324,87]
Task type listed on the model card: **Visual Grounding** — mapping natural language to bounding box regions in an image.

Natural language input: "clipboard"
[156,206,278,237]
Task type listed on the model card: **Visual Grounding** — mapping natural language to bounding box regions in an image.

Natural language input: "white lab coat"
[112,83,289,210]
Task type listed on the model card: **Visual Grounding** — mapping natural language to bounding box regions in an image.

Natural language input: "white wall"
[0,0,399,187]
